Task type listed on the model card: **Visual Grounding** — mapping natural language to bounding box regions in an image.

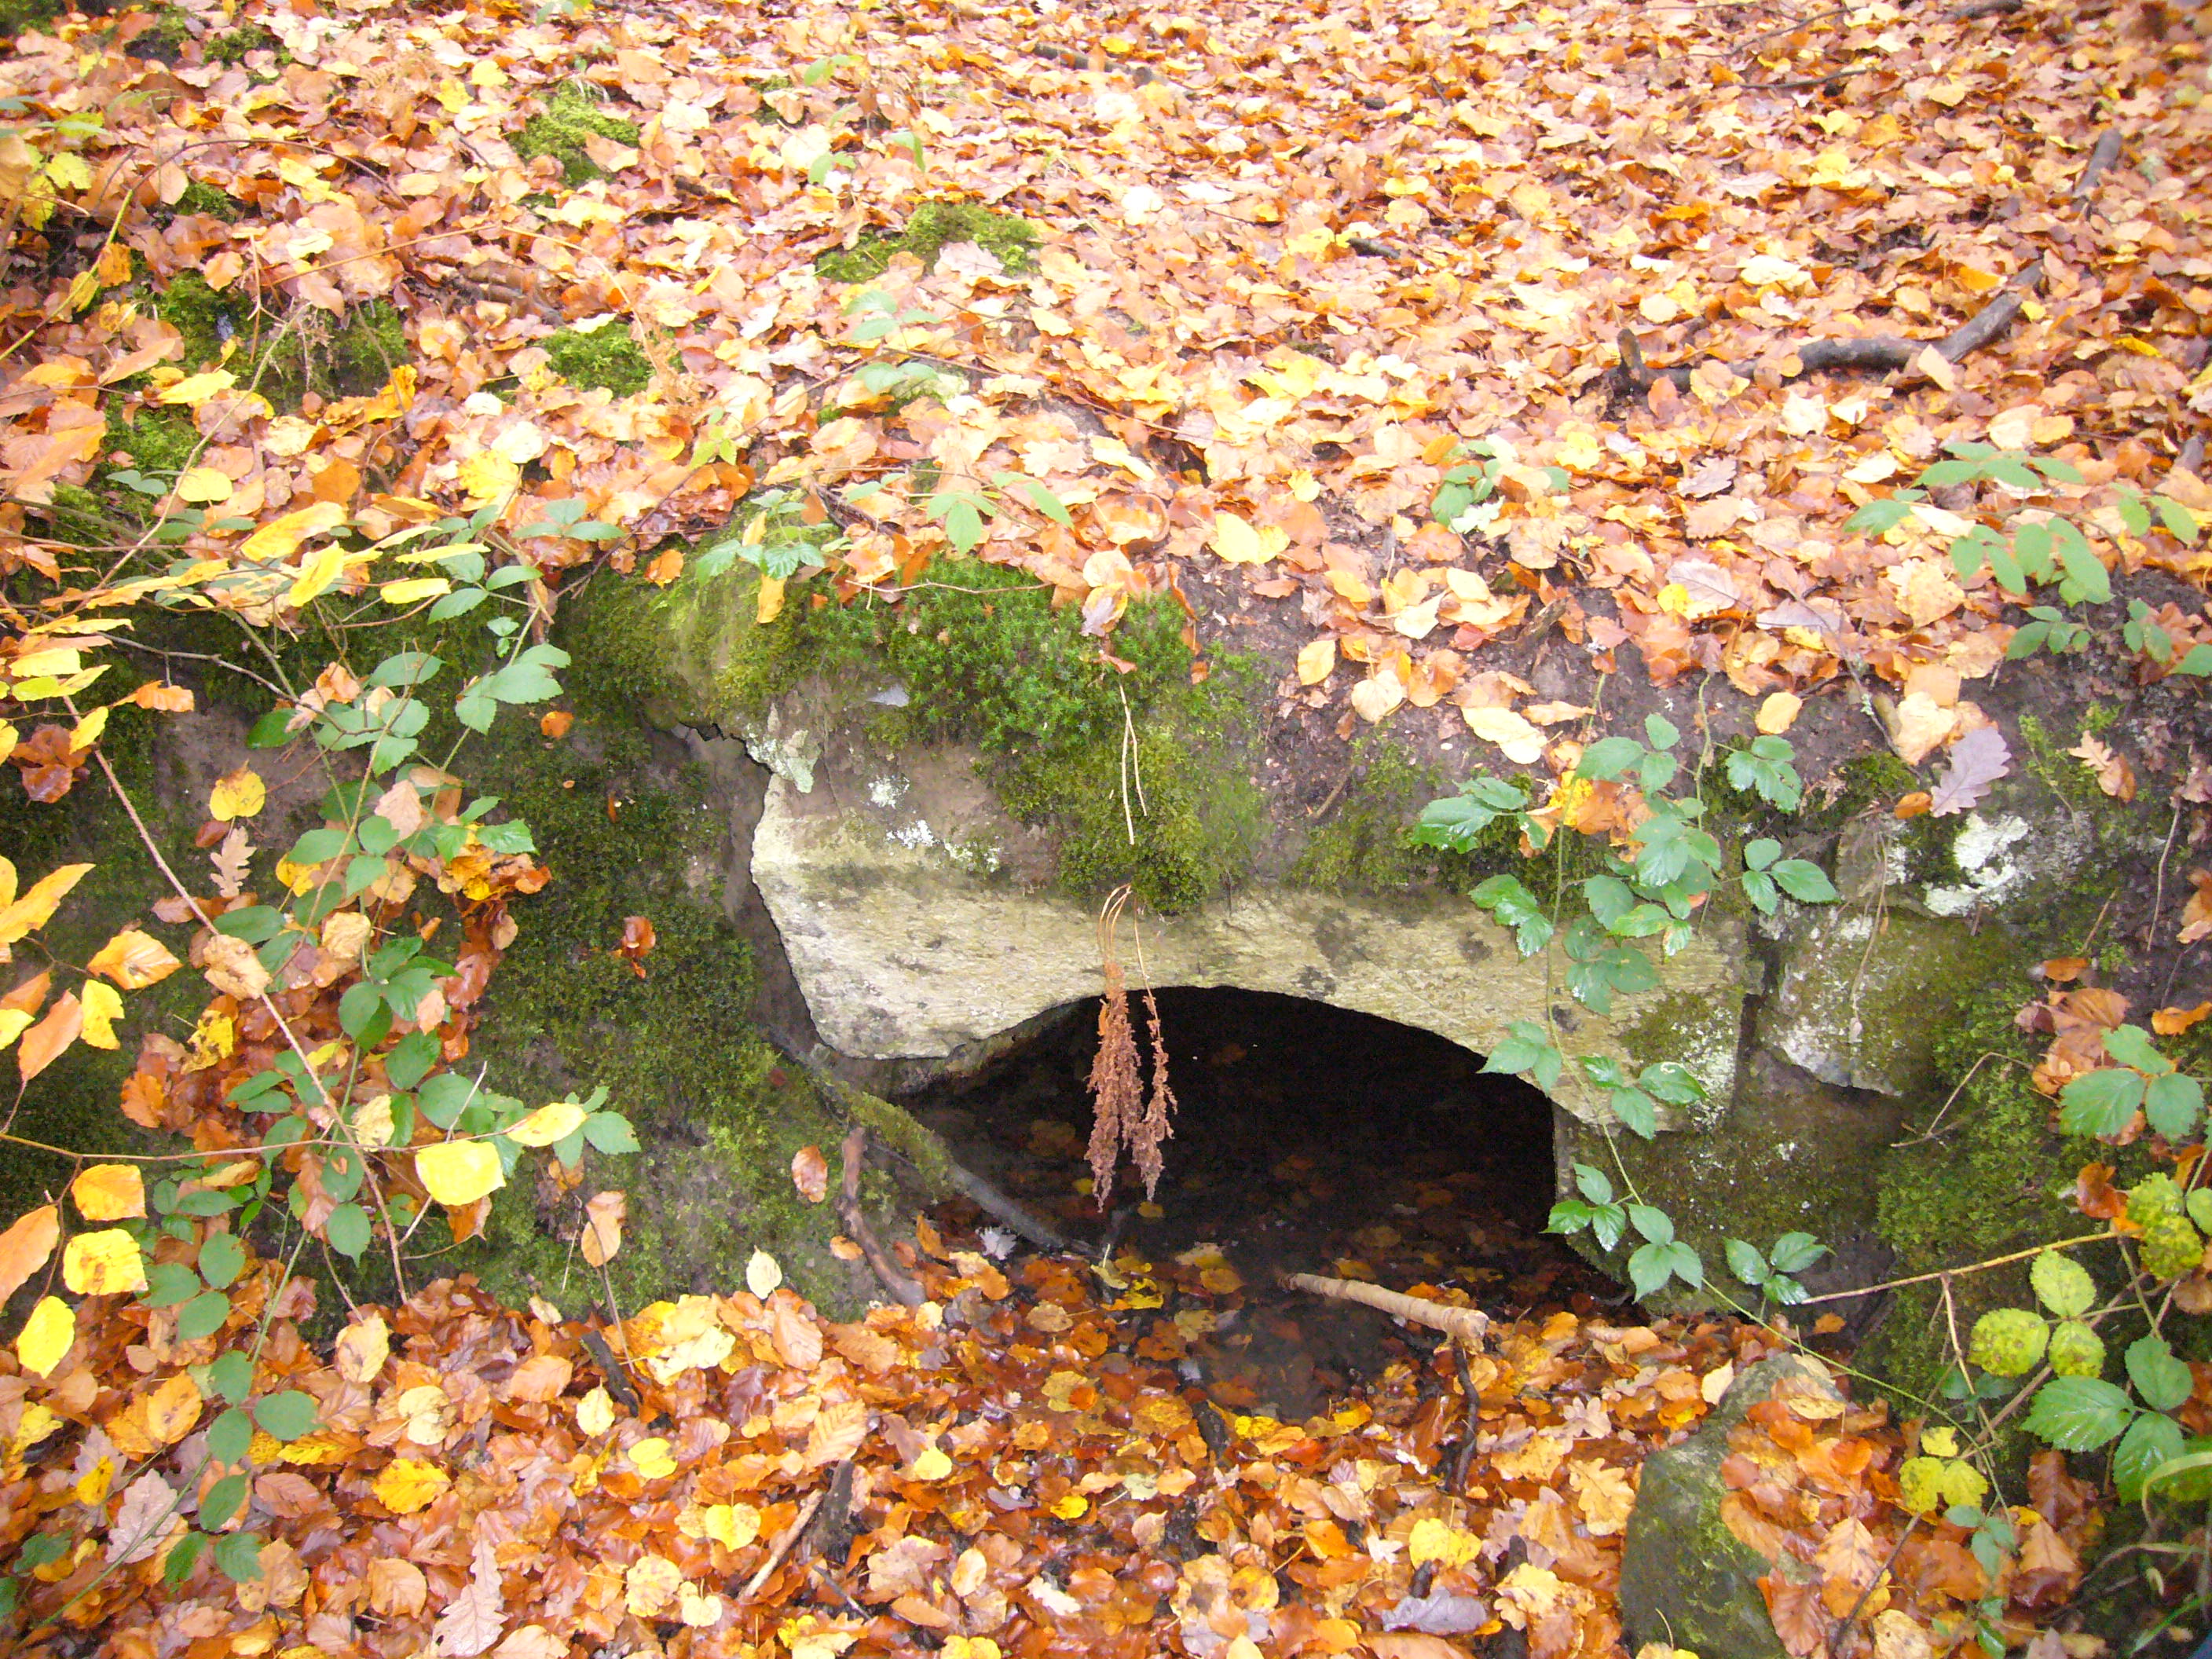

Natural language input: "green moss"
[104,408,202,475]
[0,0,58,38]
[816,200,1040,284]
[163,181,239,222]
[449,645,920,1318]
[0,710,192,1296]
[515,81,641,186]
[541,322,654,397]
[137,272,406,408]
[1290,741,1445,893]
[135,5,195,57]
[206,21,283,65]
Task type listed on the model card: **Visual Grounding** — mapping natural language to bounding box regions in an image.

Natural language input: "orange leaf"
[0,1204,60,1302]
[2155,1003,2212,1037]
[18,992,82,1086]
[791,1144,829,1204]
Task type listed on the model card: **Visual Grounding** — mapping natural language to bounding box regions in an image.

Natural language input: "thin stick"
[1793,1231,2113,1306]
[1283,1272,1491,1346]
[741,1489,827,1599]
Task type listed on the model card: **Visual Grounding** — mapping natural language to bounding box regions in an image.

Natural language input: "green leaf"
[1741,870,1777,914]
[2114,1412,2188,1503]
[1771,862,1836,907]
[1644,714,1680,751]
[1627,1241,1677,1298]
[2157,495,2202,544]
[1573,1163,1613,1204]
[1588,1202,1626,1253]
[324,1201,372,1260]
[198,1234,246,1291]
[2144,1071,2204,1141]
[212,1530,265,1584]
[1628,1204,1674,1245]
[1845,496,1917,534]
[1609,1087,1657,1139]
[162,1531,208,1588]
[1638,1063,1706,1106]
[1577,736,1642,780]
[1547,1199,1594,1235]
[1659,1240,1705,1288]
[1471,873,1552,957]
[995,473,1075,528]
[207,1350,254,1405]
[145,1260,200,1307]
[1724,1238,1769,1285]
[178,1290,232,1342]
[2057,1067,2145,1136]
[254,1390,319,1442]
[2029,1250,2095,1319]
[200,1472,248,1529]
[583,1111,641,1154]
[2102,1024,2172,1074]
[1769,1232,1826,1274]
[2023,1376,2136,1450]
[207,1406,254,1465]
[1742,837,1780,873]
[385,1031,440,1091]
[2127,1335,2195,1412]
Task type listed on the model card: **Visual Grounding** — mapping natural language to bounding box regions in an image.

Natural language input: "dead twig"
[1449,1339,1481,1493]
[837,1126,925,1307]
[742,1488,828,1599]
[1283,1272,1492,1346]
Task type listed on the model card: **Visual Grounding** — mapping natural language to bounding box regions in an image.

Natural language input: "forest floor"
[0,0,2207,1654]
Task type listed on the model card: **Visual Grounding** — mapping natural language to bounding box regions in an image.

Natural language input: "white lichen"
[867,774,908,809]
[1924,811,2032,917]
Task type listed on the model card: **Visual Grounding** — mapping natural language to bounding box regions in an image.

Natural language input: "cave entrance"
[910,986,1623,1419]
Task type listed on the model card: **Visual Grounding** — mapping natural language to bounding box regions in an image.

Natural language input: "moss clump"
[0,0,58,38]
[164,180,240,222]
[515,81,641,186]
[128,5,195,60]
[137,272,406,408]
[103,407,202,475]
[452,671,900,1319]
[1291,741,1446,893]
[207,21,283,65]
[541,322,654,397]
[815,200,1040,284]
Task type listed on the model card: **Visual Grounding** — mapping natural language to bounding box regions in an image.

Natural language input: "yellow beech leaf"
[372,1458,450,1514]
[0,862,93,945]
[379,577,452,605]
[1462,705,1547,764]
[1049,1493,1089,1520]
[1210,511,1287,566]
[287,540,350,610]
[62,1228,146,1295]
[335,1313,390,1384]
[624,1554,680,1618]
[909,1446,954,1481]
[575,1386,615,1437]
[157,369,236,406]
[71,1163,144,1220]
[457,450,521,507]
[88,928,181,990]
[79,980,123,1050]
[0,1204,60,1302]
[630,1437,676,1478]
[68,705,107,753]
[0,720,16,765]
[416,1141,505,1207]
[1295,638,1336,686]
[239,500,348,566]
[745,1249,782,1298]
[0,1009,31,1053]
[756,574,786,625]
[174,467,233,504]
[701,1502,760,1549]
[1756,692,1803,735]
[208,767,266,822]
[16,1295,74,1378]
[679,1586,723,1628]
[504,1100,585,1148]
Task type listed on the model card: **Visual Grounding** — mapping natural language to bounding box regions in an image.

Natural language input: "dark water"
[912,987,1624,1418]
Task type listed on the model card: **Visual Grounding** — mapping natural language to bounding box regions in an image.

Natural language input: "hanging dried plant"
[1134,985,1177,1199]
[1085,885,1174,1209]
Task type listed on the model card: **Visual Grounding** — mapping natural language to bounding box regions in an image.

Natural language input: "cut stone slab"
[1618,1353,1845,1659]
[750,770,1749,1124]
[1756,907,2012,1097]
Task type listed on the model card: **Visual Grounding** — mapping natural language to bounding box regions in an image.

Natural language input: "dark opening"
[911,986,1624,1419]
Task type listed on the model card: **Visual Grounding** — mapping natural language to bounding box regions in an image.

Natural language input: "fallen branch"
[1617,259,2045,396]
[2073,128,2122,203]
[1282,1272,1492,1346]
[839,1126,926,1308]
[945,1161,1075,1253]
[742,1487,827,1599]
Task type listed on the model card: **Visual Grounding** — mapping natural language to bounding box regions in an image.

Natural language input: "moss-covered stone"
[816,200,1040,284]
[1290,741,1446,893]
[541,321,654,397]
[515,81,640,186]
[1619,1354,1838,1659]
[450,622,936,1318]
